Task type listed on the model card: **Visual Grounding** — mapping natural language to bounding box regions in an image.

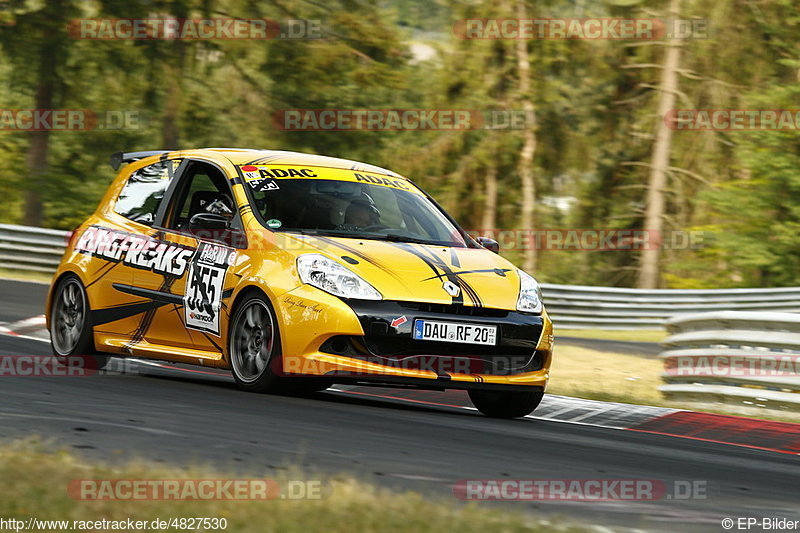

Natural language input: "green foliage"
[0,0,798,287]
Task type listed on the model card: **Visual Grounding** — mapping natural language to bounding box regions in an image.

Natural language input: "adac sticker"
[238,165,423,194]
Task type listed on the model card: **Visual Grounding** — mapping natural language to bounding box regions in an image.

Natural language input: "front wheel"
[468,389,544,419]
[228,292,333,395]
[229,293,283,393]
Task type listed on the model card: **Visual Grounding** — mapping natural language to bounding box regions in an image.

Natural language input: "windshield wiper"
[381,234,441,245]
[281,228,442,246]
[281,228,381,238]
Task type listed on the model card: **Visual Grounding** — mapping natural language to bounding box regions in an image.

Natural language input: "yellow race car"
[45,148,553,418]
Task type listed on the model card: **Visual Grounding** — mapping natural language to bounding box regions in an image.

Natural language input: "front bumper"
[323,300,548,375]
[277,290,552,390]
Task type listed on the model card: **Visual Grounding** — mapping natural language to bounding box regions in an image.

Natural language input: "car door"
[129,160,245,356]
[83,158,183,352]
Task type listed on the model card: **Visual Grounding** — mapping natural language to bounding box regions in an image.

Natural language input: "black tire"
[228,292,284,393]
[50,274,109,370]
[228,292,333,395]
[468,389,544,419]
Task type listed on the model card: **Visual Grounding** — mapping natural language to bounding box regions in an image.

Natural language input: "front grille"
[360,335,529,357]
[320,335,546,375]
[397,301,509,318]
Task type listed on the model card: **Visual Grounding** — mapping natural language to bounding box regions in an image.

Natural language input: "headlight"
[516,269,542,313]
[297,254,382,300]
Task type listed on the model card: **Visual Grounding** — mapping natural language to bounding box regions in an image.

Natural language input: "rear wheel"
[50,274,109,369]
[228,292,333,395]
[468,389,544,419]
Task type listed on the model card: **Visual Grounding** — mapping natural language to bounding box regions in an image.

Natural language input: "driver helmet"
[345,194,381,226]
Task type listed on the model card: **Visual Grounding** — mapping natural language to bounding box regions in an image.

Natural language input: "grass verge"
[0,439,589,533]
[548,345,664,405]
[0,267,52,284]
[555,328,666,343]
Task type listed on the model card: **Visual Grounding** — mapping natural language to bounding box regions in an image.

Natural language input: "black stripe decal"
[449,248,461,268]
[90,300,167,327]
[391,243,465,306]
[231,165,247,186]
[415,245,484,307]
[412,244,480,306]
[113,283,184,305]
[85,261,118,289]
[420,268,511,281]
[244,154,284,166]
[127,276,178,348]
[404,243,484,307]
[309,236,406,283]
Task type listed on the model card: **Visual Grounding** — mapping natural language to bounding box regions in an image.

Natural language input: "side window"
[166,163,238,231]
[114,160,181,226]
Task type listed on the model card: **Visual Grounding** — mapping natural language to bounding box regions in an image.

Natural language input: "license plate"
[412,319,497,346]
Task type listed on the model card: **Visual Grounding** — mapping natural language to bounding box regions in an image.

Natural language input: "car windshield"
[249,178,468,247]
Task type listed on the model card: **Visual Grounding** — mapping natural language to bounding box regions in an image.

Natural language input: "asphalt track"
[1,278,799,532]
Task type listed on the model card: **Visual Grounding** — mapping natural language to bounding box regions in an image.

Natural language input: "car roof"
[177,148,406,179]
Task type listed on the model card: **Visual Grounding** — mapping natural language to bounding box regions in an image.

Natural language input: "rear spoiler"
[109,150,172,171]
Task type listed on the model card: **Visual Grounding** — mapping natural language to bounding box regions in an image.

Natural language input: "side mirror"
[189,212,229,231]
[476,236,500,253]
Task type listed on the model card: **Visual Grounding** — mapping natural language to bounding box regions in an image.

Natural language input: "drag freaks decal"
[75,226,194,277]
[184,242,236,335]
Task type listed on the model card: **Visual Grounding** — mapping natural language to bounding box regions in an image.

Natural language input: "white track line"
[1,317,676,431]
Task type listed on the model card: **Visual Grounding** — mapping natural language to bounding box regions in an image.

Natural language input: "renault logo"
[442,280,461,297]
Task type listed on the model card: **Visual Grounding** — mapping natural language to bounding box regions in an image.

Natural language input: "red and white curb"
[0,315,48,341]
[3,315,800,455]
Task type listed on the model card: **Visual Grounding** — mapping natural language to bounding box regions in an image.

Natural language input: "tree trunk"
[162,44,185,149]
[161,16,188,149]
[162,75,181,149]
[515,0,537,272]
[637,0,682,288]
[23,1,62,227]
[482,164,498,231]
[23,129,50,226]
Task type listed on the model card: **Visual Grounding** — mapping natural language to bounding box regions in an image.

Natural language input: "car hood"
[283,234,523,310]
